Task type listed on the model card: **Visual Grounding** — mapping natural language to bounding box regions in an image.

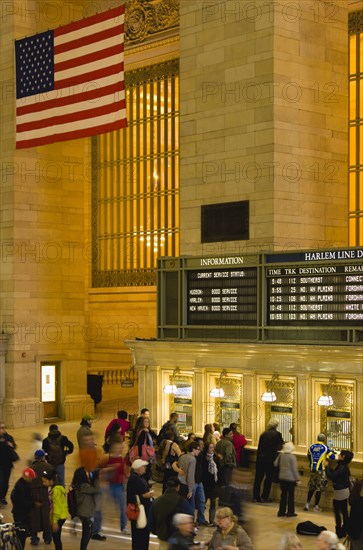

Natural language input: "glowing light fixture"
[318,377,335,407]
[209,370,227,398]
[261,374,278,403]
[163,367,180,395]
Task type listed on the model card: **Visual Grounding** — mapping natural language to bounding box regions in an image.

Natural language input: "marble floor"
[1,414,337,550]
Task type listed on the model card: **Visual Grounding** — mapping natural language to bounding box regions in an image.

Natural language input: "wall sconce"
[317,376,335,406]
[209,370,227,398]
[163,367,180,394]
[121,366,135,388]
[261,374,278,402]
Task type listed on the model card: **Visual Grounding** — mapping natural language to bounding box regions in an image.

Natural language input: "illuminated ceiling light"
[261,390,277,402]
[318,377,335,406]
[209,369,227,398]
[261,374,278,403]
[317,394,334,406]
[163,367,180,395]
[163,383,178,394]
[209,387,225,398]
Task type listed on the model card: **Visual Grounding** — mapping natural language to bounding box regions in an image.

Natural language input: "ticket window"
[214,378,241,428]
[320,383,353,451]
[264,381,295,443]
[169,376,193,436]
[41,362,59,419]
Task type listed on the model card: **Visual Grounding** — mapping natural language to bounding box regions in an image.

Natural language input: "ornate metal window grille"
[265,381,295,443]
[320,383,353,451]
[92,60,179,287]
[348,11,363,246]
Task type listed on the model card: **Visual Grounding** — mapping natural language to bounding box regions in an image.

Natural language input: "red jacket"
[232,432,247,464]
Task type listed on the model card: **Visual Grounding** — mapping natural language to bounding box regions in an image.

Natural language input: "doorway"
[41,362,59,419]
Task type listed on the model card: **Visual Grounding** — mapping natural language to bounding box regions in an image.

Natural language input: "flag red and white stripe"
[15,4,126,149]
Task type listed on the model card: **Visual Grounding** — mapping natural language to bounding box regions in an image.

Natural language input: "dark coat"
[201,453,218,499]
[325,461,350,491]
[11,478,34,529]
[347,496,363,540]
[149,488,189,541]
[75,481,99,518]
[256,428,283,463]
[29,459,54,533]
[0,432,17,469]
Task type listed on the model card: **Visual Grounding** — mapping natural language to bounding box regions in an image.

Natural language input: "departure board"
[266,251,363,325]
[187,267,258,325]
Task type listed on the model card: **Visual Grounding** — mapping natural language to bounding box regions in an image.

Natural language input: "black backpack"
[296,521,327,536]
[67,486,77,519]
[157,421,171,446]
[46,435,64,466]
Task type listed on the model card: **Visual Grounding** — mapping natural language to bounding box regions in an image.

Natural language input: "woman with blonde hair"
[203,424,217,446]
[208,507,254,550]
[279,533,302,550]
[316,530,346,550]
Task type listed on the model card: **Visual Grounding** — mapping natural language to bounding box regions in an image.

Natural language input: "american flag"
[15,4,126,149]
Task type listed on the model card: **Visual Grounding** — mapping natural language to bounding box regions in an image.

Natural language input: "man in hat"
[42,424,74,487]
[304,433,335,512]
[11,468,37,548]
[77,415,94,448]
[29,450,54,546]
[253,419,284,503]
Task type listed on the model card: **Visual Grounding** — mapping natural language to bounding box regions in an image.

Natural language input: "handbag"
[141,433,156,463]
[126,502,140,521]
[272,454,280,483]
[129,445,139,464]
[136,495,147,529]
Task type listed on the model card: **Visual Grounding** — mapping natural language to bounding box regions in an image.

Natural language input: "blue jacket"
[308,442,335,472]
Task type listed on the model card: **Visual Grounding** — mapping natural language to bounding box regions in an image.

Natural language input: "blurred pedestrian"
[279,533,302,550]
[347,478,363,550]
[168,514,196,550]
[0,421,19,506]
[316,530,346,550]
[159,429,182,493]
[106,441,130,534]
[77,415,94,448]
[105,410,130,440]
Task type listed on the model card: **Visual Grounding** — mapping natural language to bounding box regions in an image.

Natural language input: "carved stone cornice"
[125,0,179,45]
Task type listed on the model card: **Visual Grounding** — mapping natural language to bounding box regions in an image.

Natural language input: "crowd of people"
[0,414,362,550]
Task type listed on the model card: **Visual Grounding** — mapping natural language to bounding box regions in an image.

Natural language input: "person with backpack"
[42,424,74,488]
[159,429,182,493]
[157,413,182,446]
[41,470,68,550]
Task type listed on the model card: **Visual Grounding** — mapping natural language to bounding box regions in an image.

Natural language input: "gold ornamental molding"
[125,0,179,45]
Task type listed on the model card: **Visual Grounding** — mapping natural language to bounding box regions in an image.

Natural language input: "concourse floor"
[1,415,336,550]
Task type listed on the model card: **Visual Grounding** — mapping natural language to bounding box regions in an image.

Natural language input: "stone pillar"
[193,367,206,434]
